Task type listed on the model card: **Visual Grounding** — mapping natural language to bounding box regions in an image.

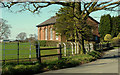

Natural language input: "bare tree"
[1,0,119,53]
[16,32,27,41]
[29,34,37,40]
[0,18,11,40]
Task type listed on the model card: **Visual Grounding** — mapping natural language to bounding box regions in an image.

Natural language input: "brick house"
[36,16,100,42]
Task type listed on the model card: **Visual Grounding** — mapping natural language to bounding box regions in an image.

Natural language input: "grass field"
[1,42,76,63]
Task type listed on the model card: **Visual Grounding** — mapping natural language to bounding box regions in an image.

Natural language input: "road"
[35,48,119,74]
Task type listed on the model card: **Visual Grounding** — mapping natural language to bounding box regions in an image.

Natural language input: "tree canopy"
[16,32,27,41]
[99,15,120,39]
[0,18,11,40]
[99,14,112,39]
[1,0,119,54]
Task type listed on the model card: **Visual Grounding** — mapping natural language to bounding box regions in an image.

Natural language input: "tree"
[29,34,37,40]
[1,1,119,54]
[111,15,120,37]
[99,14,112,39]
[54,6,93,54]
[54,6,75,41]
[0,18,11,40]
[16,32,27,41]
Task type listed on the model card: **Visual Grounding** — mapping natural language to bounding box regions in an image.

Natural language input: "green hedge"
[111,37,120,47]
[35,40,59,47]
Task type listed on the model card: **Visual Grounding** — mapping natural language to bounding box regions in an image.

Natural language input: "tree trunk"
[73,2,86,54]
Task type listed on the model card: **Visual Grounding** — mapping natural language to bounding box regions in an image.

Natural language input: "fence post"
[77,43,79,54]
[3,41,5,64]
[29,40,31,61]
[38,41,41,63]
[58,44,62,60]
[70,42,74,55]
[63,43,66,56]
[93,42,96,51]
[17,40,19,64]
[74,42,77,54]
[36,41,41,63]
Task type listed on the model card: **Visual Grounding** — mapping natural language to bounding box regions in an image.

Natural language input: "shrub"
[117,33,120,39]
[104,34,112,42]
[112,37,120,47]
[35,40,59,47]
[88,51,102,59]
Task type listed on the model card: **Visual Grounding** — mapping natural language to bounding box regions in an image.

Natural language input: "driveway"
[35,48,119,75]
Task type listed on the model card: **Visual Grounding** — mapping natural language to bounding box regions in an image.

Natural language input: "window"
[50,28,53,40]
[95,36,98,41]
[45,28,48,40]
[56,33,58,40]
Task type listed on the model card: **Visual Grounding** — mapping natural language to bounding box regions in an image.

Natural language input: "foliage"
[16,32,27,41]
[104,34,112,42]
[53,6,75,41]
[99,15,120,40]
[54,5,93,54]
[99,14,112,39]
[111,16,120,37]
[2,51,103,75]
[0,18,11,40]
[111,37,120,47]
[117,33,120,39]
[88,51,102,59]
[54,6,93,41]
[35,40,59,47]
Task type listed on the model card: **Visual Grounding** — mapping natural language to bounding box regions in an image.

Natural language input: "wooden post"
[38,42,41,63]
[17,41,19,64]
[36,44,39,60]
[58,44,62,60]
[3,41,5,64]
[36,43,41,63]
[29,40,31,61]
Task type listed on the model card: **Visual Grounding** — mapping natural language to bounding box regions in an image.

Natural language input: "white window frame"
[45,28,48,40]
[56,33,59,40]
[50,28,53,40]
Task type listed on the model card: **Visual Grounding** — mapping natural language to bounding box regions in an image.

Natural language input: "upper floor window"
[45,28,48,40]
[50,28,53,40]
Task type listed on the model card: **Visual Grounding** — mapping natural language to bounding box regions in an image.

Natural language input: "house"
[36,16,100,42]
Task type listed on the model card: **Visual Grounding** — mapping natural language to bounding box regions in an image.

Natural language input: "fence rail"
[0,40,115,64]
[35,44,62,63]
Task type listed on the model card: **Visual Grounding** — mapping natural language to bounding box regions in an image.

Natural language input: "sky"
[0,3,119,40]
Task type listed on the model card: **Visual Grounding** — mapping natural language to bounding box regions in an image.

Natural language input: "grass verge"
[2,50,103,75]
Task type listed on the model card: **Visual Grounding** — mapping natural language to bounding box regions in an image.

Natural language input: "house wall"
[38,25,62,42]
[38,17,99,42]
[87,18,99,37]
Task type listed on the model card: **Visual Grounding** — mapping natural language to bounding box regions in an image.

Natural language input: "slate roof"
[36,16,99,27]
[36,16,57,27]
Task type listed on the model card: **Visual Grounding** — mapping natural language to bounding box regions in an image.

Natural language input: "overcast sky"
[0,3,119,40]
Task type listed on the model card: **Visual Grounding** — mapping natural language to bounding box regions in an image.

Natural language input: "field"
[0,42,75,63]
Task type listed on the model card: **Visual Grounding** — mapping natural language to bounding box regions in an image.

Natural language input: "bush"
[88,51,102,59]
[35,40,59,47]
[112,37,120,47]
[117,33,120,39]
[104,34,112,42]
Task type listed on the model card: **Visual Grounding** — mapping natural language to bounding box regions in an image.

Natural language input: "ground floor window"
[50,28,53,40]
[56,33,58,40]
[45,28,48,40]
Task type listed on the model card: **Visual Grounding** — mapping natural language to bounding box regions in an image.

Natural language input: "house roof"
[36,16,99,27]
[36,16,57,27]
